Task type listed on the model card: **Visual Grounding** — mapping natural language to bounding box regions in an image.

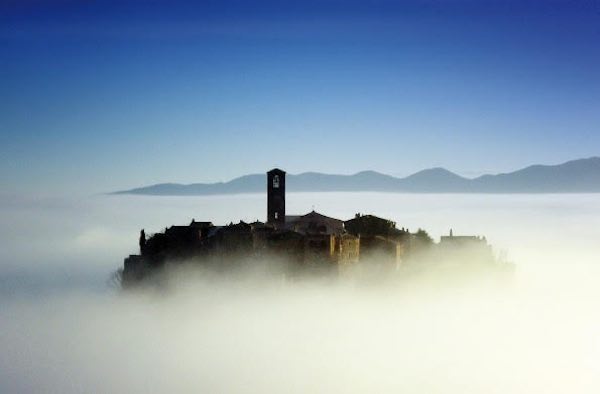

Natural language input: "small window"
[273,175,280,188]
[274,212,278,219]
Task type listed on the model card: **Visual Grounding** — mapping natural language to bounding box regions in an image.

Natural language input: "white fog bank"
[1,193,599,392]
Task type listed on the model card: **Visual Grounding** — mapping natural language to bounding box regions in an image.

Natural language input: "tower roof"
[267,168,286,174]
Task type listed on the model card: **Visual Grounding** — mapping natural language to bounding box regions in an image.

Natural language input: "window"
[273,175,280,188]
[274,212,278,219]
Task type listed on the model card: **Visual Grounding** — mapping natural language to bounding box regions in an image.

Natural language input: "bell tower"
[267,168,285,226]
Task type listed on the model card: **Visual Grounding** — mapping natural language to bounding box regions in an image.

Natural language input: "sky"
[1,0,599,195]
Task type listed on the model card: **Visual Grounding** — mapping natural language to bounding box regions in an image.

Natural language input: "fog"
[1,192,599,392]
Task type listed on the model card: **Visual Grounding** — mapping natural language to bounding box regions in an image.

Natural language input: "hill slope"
[113,157,600,195]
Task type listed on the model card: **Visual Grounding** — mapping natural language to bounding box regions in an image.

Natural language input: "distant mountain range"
[113,157,600,195]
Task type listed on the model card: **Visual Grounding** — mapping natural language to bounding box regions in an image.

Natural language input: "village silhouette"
[122,169,512,287]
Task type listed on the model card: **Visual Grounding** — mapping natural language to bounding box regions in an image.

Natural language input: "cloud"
[1,192,599,392]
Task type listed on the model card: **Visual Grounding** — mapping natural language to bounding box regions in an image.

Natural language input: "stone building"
[344,213,407,267]
[438,229,494,263]
[285,211,345,235]
[122,168,444,285]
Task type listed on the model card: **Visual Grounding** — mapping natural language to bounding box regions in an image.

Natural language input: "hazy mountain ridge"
[114,157,600,195]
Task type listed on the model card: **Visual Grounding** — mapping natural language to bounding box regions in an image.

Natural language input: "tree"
[414,228,433,244]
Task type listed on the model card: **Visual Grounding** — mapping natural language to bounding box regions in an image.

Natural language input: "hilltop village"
[122,169,506,287]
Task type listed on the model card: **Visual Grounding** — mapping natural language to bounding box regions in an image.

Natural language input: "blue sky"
[1,0,599,194]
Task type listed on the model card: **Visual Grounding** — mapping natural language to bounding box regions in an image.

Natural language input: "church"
[122,169,415,286]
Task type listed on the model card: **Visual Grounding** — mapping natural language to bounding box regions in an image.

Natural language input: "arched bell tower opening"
[267,168,286,226]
